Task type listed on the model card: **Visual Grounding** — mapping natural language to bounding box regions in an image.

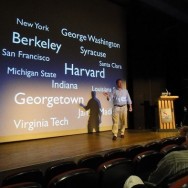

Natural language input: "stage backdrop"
[0,0,127,142]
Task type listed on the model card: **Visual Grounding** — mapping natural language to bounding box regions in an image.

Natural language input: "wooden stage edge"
[0,129,179,183]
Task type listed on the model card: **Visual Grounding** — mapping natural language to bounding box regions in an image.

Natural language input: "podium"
[158,96,179,130]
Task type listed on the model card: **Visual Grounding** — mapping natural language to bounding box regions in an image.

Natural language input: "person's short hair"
[91,91,96,98]
[124,175,144,188]
[179,126,188,136]
[116,78,122,85]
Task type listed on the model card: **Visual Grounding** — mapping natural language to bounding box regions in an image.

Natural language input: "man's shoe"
[112,136,117,140]
[120,135,124,138]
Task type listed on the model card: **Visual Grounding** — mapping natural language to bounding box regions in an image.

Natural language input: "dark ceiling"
[111,0,188,24]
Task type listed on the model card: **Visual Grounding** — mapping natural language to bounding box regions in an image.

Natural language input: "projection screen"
[0,0,127,142]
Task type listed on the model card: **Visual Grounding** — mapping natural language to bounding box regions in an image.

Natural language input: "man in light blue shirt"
[104,79,132,140]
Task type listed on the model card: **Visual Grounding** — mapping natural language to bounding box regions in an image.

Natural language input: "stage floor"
[0,130,179,183]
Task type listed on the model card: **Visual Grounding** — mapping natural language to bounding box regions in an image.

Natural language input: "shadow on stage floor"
[0,129,179,183]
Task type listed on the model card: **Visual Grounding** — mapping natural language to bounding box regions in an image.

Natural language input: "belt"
[114,105,126,107]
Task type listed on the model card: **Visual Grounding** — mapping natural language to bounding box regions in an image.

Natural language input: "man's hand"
[129,105,133,112]
[103,92,109,101]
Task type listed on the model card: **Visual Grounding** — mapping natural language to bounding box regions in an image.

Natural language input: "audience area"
[0,135,188,188]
